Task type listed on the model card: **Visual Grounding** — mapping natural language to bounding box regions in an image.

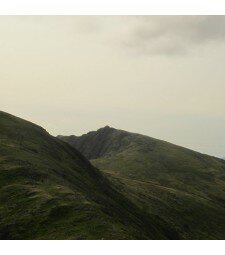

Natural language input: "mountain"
[58,126,225,239]
[0,111,178,240]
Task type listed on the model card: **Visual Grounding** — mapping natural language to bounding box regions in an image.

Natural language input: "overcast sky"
[0,16,225,157]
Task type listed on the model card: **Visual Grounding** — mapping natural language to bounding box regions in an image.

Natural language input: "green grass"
[0,111,177,240]
[60,126,225,239]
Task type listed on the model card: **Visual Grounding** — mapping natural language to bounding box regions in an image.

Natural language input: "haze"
[0,16,225,157]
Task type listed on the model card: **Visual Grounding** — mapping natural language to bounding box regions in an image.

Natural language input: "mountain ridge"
[58,125,222,160]
[59,126,225,239]
[0,111,177,239]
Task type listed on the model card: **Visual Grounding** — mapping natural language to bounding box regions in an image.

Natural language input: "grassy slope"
[0,111,176,240]
[59,126,225,239]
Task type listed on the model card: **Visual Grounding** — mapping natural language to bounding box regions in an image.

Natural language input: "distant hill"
[59,126,225,239]
[0,111,177,240]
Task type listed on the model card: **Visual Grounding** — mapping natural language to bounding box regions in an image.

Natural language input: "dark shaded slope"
[57,126,122,159]
[59,126,225,239]
[0,112,176,240]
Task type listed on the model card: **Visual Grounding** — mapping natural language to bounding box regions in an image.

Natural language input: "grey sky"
[0,16,225,157]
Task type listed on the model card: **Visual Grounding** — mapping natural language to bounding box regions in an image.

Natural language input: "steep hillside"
[59,126,225,239]
[0,112,177,240]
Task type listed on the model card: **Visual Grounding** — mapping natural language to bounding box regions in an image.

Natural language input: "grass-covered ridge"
[59,126,225,239]
[0,111,177,240]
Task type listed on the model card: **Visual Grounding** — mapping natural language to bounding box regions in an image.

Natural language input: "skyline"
[1,16,225,157]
